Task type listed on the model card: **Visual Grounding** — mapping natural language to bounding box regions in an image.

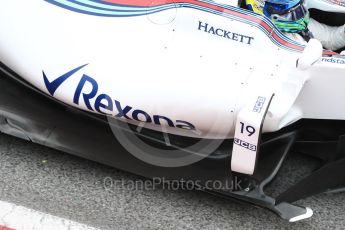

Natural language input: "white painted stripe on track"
[0,200,99,230]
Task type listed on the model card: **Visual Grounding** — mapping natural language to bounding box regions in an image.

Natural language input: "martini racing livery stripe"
[45,0,337,55]
[45,0,304,52]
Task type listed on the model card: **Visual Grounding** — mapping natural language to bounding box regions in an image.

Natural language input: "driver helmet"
[246,0,310,33]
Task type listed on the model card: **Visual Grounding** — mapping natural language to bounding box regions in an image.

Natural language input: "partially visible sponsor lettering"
[234,138,257,151]
[198,21,254,45]
[322,57,345,65]
[253,96,266,113]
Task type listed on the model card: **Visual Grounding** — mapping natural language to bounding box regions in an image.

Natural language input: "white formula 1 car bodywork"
[0,0,344,140]
[1,0,345,222]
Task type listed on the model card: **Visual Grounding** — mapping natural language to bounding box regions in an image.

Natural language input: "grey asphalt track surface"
[0,133,344,229]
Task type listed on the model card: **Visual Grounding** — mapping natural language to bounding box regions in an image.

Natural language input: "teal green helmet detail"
[272,12,310,33]
[263,0,310,33]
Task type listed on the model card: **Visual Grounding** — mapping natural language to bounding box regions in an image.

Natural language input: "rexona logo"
[42,64,196,132]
